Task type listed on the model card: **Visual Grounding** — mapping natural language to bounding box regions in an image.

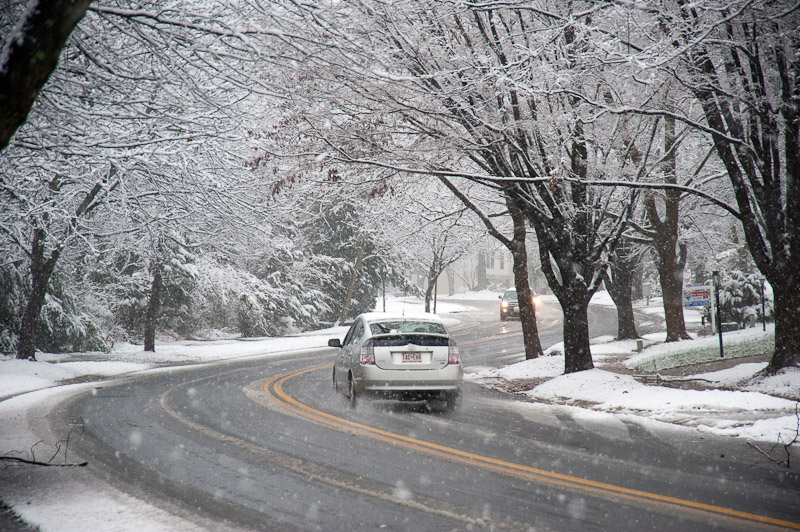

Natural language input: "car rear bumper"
[353,364,463,393]
[362,389,461,402]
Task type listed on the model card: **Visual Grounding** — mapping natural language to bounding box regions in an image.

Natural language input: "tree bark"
[0,0,93,150]
[561,295,594,374]
[339,236,366,324]
[143,262,162,352]
[645,115,690,342]
[437,176,545,358]
[657,240,689,341]
[508,200,543,359]
[605,244,640,340]
[16,228,60,360]
[535,224,596,374]
[767,280,800,373]
[614,299,638,341]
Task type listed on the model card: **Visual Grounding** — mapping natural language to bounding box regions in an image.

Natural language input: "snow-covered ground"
[466,290,798,444]
[1,291,798,531]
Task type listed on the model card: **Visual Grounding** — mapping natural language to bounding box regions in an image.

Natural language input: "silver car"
[329,313,463,411]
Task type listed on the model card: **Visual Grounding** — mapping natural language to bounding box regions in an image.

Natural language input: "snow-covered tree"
[0,0,91,149]
[717,270,772,330]
[260,0,645,373]
[614,0,800,372]
[1,1,294,357]
[440,177,544,358]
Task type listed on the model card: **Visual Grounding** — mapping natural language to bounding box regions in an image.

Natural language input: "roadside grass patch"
[626,328,774,372]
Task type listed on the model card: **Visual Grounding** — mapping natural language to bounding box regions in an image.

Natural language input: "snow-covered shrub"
[718,270,772,328]
[89,238,201,342]
[292,201,405,326]
[0,264,25,354]
[237,293,268,337]
[37,291,108,353]
[0,263,108,354]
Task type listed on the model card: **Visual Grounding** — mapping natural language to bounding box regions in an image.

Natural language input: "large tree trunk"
[605,245,639,340]
[143,262,162,352]
[561,295,594,374]
[512,251,543,360]
[17,228,60,360]
[646,115,690,342]
[0,0,92,149]
[767,282,800,373]
[615,298,638,341]
[536,223,596,374]
[655,240,689,342]
[508,200,543,359]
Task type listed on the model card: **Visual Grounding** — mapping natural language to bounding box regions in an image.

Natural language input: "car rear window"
[372,334,449,347]
[368,320,447,335]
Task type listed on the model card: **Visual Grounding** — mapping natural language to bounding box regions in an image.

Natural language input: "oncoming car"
[328,313,463,411]
[499,288,540,321]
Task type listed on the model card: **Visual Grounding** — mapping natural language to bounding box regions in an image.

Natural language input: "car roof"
[358,312,444,324]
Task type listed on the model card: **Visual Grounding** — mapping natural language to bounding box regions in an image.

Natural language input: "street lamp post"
[712,271,724,358]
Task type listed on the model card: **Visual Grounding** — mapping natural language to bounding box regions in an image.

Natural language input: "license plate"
[402,352,422,363]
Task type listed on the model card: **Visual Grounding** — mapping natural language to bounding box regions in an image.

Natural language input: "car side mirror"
[328,338,342,348]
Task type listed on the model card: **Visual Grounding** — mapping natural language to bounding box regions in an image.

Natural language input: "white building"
[409,249,516,296]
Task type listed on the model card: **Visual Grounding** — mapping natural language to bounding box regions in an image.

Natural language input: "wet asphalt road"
[56,300,800,531]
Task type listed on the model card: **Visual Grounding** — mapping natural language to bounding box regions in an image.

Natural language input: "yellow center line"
[265,364,800,531]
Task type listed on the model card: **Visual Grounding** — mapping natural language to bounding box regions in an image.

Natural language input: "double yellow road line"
[265,363,799,531]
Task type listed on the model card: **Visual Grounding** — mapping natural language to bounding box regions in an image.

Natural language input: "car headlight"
[501,299,509,309]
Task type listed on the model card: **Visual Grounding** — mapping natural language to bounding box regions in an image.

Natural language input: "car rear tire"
[347,374,357,409]
[443,391,461,413]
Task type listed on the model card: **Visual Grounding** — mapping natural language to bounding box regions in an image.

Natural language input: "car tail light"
[359,340,375,365]
[448,340,461,365]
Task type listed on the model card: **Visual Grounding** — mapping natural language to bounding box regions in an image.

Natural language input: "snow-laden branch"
[554,88,751,151]
[311,155,742,219]
[87,5,293,41]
